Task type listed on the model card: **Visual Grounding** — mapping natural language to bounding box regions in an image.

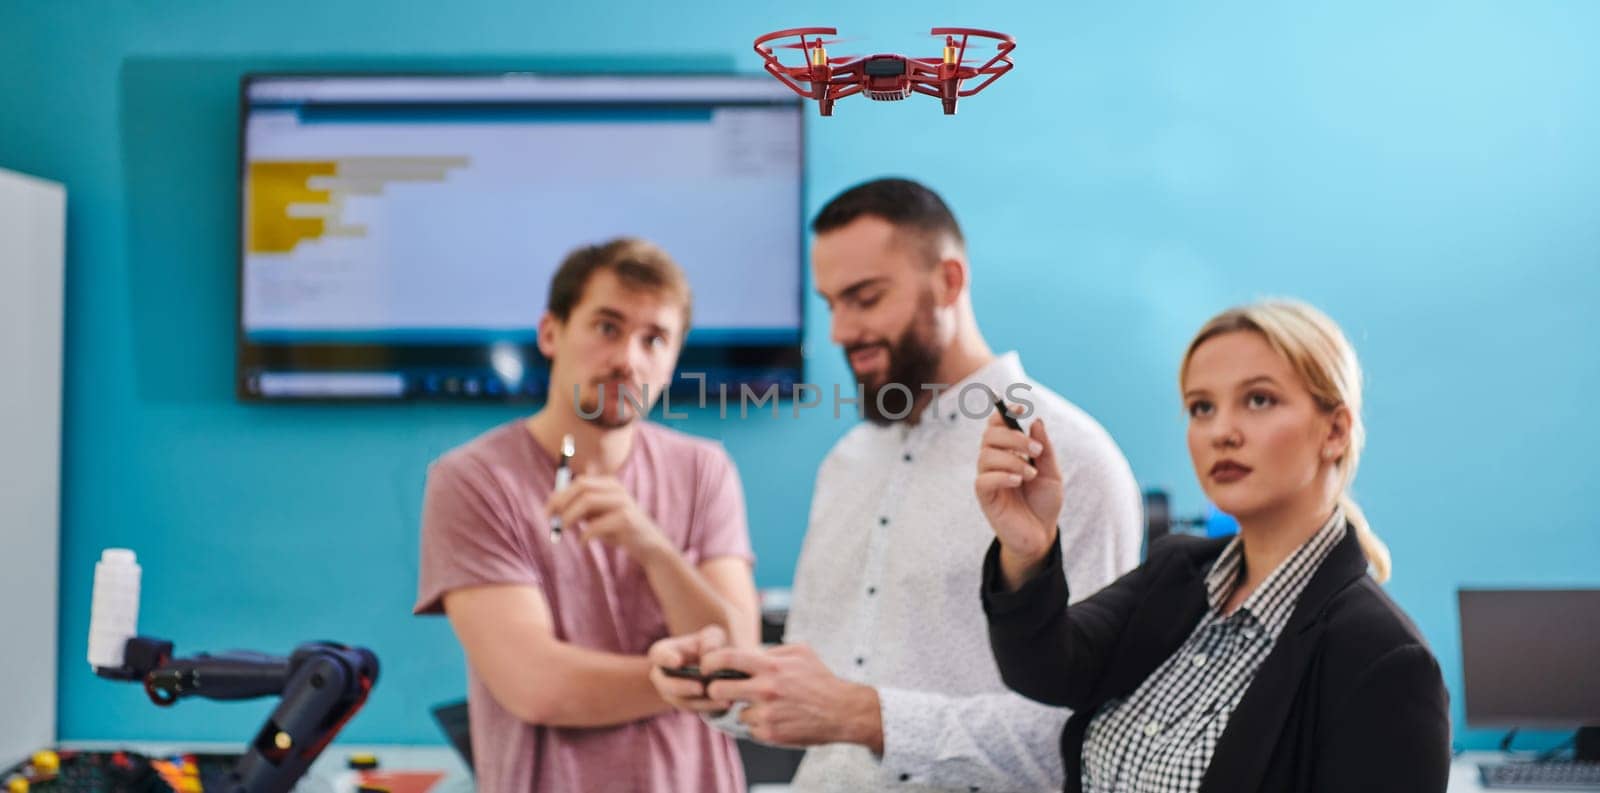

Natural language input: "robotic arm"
[95,637,379,793]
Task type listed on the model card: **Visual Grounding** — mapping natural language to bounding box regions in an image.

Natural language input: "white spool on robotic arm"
[88,549,380,793]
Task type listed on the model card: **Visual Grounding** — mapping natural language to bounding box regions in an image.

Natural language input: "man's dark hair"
[810,178,965,265]
[546,237,692,328]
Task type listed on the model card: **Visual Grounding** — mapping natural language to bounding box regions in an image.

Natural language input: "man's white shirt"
[772,352,1143,793]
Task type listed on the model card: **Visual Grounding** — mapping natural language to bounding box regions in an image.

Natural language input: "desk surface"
[56,742,795,793]
[61,744,1567,793]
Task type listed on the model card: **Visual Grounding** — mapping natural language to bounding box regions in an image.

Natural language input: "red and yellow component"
[152,755,203,793]
[811,44,828,67]
[28,752,59,782]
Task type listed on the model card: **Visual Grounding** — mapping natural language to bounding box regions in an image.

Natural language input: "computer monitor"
[237,72,805,402]
[1459,588,1600,760]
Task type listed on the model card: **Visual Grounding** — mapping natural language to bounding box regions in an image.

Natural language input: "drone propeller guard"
[753,27,1015,116]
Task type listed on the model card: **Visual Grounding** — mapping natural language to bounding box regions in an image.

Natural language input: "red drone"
[754,27,1015,116]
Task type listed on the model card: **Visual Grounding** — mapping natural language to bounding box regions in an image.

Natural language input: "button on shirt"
[1079,508,1349,793]
[782,352,1144,792]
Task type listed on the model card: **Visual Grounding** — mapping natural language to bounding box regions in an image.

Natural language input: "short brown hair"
[546,237,693,329]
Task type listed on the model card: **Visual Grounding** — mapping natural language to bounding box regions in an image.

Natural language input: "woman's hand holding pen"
[976,406,1064,590]
[546,466,671,561]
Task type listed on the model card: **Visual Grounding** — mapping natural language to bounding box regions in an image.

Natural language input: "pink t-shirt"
[413,419,754,793]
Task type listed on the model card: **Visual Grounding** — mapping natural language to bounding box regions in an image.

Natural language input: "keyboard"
[1480,761,1600,790]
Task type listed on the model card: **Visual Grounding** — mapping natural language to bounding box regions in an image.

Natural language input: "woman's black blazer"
[981,526,1451,793]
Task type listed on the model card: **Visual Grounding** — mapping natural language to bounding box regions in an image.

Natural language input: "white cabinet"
[0,166,66,765]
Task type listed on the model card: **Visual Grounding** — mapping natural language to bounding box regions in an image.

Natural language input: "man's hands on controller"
[648,625,739,714]
[647,627,884,751]
[696,643,883,751]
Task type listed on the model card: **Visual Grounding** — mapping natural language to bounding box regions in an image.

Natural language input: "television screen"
[238,73,805,401]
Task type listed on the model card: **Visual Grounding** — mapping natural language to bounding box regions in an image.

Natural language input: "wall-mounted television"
[237,72,805,401]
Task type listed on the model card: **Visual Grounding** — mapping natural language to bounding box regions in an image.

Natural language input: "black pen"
[994,398,1035,466]
[549,433,574,543]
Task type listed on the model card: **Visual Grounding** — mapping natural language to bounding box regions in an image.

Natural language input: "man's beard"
[847,291,942,426]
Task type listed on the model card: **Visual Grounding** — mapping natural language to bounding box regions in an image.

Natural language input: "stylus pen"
[994,398,1036,467]
[549,434,575,543]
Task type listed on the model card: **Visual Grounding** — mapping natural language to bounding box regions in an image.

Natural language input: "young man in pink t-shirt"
[413,238,759,793]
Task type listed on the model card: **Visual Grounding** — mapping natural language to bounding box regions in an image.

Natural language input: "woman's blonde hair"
[1179,299,1391,583]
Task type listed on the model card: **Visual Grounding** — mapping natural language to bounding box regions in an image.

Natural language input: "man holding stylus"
[413,237,759,793]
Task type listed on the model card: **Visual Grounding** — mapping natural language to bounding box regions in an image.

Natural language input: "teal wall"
[3,0,1597,752]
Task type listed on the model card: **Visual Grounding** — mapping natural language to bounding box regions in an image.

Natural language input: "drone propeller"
[777,37,853,49]
[915,31,999,43]
[928,27,1015,42]
[912,56,987,66]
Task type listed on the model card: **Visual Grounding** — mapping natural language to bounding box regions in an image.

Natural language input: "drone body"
[754,27,1015,116]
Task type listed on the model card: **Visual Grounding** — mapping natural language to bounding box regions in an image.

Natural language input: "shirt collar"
[924,351,1029,426]
[1204,506,1348,638]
